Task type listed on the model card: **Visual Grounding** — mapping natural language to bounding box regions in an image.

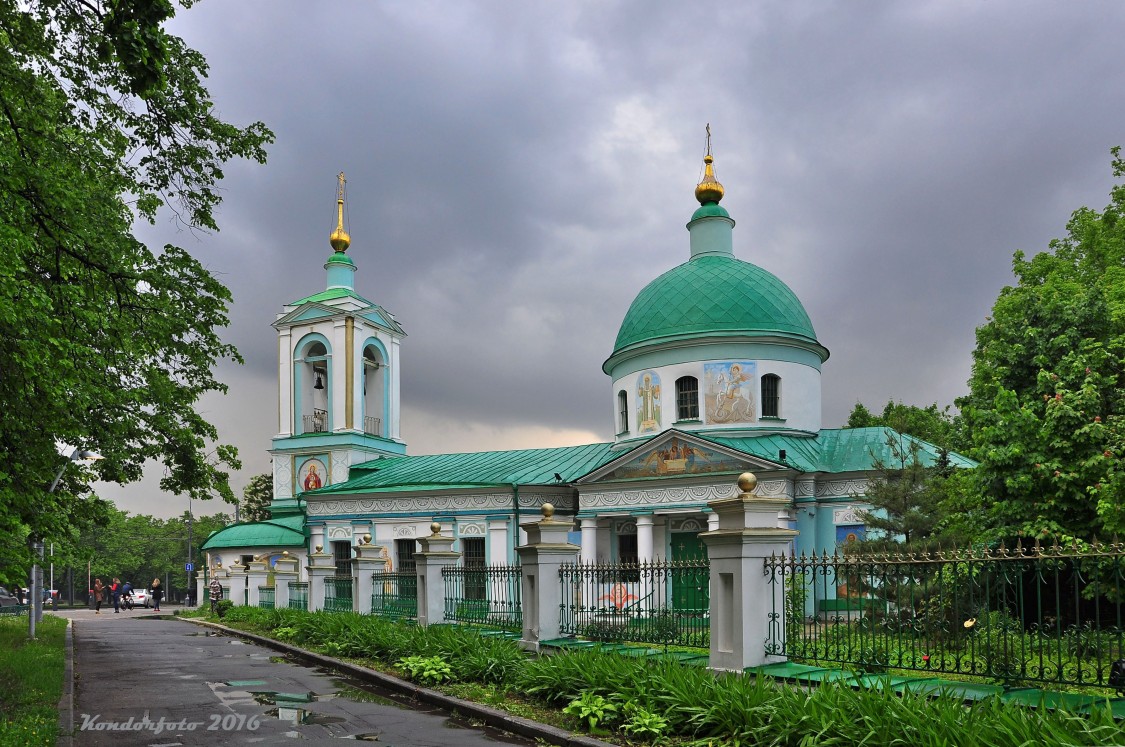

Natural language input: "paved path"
[58,608,536,746]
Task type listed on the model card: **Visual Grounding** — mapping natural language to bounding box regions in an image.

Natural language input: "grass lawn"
[0,614,67,746]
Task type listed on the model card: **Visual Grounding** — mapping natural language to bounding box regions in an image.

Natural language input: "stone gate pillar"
[306,545,336,612]
[273,553,299,609]
[352,534,388,614]
[700,472,798,671]
[415,522,460,626]
[246,558,270,607]
[516,503,579,653]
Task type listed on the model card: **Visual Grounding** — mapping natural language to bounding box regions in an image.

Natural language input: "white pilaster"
[332,318,347,432]
[278,329,293,437]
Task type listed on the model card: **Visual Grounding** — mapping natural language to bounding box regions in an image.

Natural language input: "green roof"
[308,442,618,495]
[309,428,974,499]
[200,514,307,550]
[707,427,976,473]
[287,286,374,306]
[610,255,824,361]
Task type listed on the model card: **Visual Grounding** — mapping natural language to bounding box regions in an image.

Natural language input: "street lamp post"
[31,446,102,639]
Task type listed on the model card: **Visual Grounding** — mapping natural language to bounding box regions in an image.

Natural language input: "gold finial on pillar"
[737,472,757,496]
[329,171,351,253]
[541,503,556,519]
[430,522,442,536]
[694,124,725,205]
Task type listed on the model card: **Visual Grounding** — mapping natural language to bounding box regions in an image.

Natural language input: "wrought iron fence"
[371,571,417,620]
[258,586,275,610]
[443,563,522,631]
[559,559,710,648]
[766,540,1125,689]
[287,581,308,611]
[325,576,353,613]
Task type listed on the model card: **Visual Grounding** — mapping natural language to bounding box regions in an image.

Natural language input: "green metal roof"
[200,514,307,550]
[610,255,822,358]
[311,428,974,499]
[287,286,374,306]
[308,442,618,495]
[707,427,976,474]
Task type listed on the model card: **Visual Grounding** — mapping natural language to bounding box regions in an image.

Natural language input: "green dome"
[610,255,823,360]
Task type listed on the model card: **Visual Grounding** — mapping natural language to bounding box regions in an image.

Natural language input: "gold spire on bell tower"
[329,171,351,253]
[694,123,725,205]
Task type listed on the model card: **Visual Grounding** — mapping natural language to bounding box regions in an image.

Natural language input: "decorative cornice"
[307,492,513,516]
[815,479,868,498]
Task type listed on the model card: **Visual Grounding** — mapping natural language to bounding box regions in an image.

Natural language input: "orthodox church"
[201,141,971,580]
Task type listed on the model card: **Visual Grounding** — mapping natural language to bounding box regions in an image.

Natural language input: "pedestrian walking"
[93,578,104,614]
[110,577,122,613]
[209,576,223,613]
[150,577,163,612]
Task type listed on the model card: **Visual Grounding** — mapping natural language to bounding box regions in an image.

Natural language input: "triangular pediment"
[577,430,783,484]
[273,301,344,329]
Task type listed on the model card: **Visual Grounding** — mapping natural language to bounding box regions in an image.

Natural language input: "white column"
[580,518,598,563]
[707,512,719,532]
[636,514,655,562]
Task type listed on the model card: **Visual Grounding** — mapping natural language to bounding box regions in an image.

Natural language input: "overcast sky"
[98,1,1125,518]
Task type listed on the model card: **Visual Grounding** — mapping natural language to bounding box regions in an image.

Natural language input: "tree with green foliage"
[240,473,273,523]
[0,1,273,563]
[855,431,953,547]
[843,401,973,546]
[957,148,1125,543]
[845,400,962,453]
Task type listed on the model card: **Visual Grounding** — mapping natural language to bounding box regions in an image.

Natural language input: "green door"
[670,533,708,611]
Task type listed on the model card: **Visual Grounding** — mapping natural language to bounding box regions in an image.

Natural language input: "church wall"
[611,356,822,438]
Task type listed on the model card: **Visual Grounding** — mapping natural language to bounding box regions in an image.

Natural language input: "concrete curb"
[56,617,74,747]
[184,617,614,747]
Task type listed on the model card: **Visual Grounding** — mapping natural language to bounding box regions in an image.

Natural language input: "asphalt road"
[58,608,538,746]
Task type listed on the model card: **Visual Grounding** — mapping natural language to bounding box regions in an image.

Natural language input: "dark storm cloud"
[102,1,1125,515]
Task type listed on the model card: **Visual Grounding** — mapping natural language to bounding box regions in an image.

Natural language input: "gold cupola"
[329,171,351,253]
[694,124,725,205]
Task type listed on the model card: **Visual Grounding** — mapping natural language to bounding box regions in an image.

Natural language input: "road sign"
[185,562,194,572]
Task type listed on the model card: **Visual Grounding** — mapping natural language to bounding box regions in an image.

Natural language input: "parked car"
[129,588,149,607]
[0,586,17,606]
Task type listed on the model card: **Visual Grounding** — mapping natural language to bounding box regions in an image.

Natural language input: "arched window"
[617,390,629,434]
[761,374,781,418]
[676,376,700,420]
[296,339,330,434]
[362,344,386,436]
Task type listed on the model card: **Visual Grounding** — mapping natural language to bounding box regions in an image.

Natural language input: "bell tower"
[267,173,406,515]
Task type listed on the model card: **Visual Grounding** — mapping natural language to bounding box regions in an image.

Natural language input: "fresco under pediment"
[605,437,749,480]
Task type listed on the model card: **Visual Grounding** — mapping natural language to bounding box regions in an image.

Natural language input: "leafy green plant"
[274,626,297,641]
[621,703,670,742]
[320,641,346,657]
[214,600,234,618]
[563,691,618,732]
[396,655,453,685]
